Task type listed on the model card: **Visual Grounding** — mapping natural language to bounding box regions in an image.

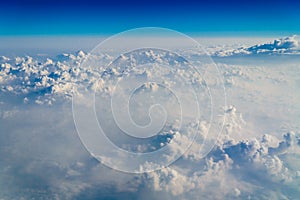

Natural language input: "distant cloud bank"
[213,35,300,57]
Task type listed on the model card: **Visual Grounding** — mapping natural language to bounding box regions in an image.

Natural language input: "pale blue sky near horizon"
[0,35,291,57]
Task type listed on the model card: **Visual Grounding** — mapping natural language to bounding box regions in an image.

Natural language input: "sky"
[1,1,300,199]
[1,0,300,36]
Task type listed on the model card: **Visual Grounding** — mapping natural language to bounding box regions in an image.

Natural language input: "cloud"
[140,132,300,199]
[1,49,300,199]
[0,50,97,105]
[214,35,300,57]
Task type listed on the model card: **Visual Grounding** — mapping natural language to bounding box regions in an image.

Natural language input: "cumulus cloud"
[2,104,298,199]
[214,35,300,57]
[140,132,300,200]
[1,49,300,199]
[0,50,100,105]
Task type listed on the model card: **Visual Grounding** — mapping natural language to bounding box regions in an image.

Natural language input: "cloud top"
[1,48,300,199]
[214,35,300,57]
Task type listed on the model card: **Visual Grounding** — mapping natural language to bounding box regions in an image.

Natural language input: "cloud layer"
[1,42,300,199]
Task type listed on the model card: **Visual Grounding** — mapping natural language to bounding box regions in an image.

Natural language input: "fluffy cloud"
[1,49,300,199]
[214,35,300,57]
[0,50,98,105]
[140,132,300,200]
[1,100,299,200]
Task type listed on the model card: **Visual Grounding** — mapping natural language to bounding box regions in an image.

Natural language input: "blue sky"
[1,0,300,36]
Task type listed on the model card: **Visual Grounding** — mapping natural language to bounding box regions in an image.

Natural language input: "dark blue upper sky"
[1,0,300,36]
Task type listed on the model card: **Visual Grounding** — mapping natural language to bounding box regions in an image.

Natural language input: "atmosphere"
[1,1,300,200]
[1,0,300,35]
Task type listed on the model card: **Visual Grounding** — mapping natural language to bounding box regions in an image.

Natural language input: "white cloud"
[140,132,300,199]
[213,35,300,57]
[0,47,300,199]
